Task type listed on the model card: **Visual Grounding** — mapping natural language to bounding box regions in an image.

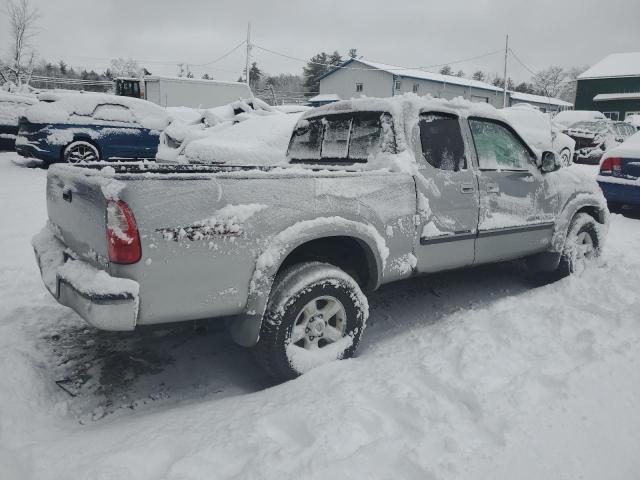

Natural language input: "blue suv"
[16,92,170,164]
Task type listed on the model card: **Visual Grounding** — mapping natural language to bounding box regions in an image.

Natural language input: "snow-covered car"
[565,120,635,164]
[15,92,170,165]
[0,91,37,151]
[501,104,575,165]
[626,114,640,131]
[597,131,640,209]
[32,95,608,382]
[553,110,606,129]
[157,98,289,164]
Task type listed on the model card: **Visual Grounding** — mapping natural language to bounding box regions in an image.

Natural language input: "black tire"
[557,213,601,278]
[63,140,100,163]
[254,262,368,382]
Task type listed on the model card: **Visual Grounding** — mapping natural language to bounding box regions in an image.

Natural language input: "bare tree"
[559,65,589,103]
[532,66,566,98]
[3,0,40,86]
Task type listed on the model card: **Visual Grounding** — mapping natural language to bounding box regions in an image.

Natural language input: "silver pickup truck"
[33,96,609,381]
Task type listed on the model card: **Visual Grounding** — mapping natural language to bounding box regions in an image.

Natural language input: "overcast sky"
[10,0,640,83]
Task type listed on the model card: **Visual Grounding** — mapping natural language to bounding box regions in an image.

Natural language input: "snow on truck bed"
[2,154,640,479]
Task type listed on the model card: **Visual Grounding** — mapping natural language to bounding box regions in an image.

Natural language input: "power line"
[252,43,503,73]
[191,39,247,67]
[508,48,537,76]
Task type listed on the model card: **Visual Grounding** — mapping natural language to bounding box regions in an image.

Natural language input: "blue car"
[597,131,640,208]
[15,92,169,164]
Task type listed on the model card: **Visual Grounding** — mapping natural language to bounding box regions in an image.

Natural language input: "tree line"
[0,0,586,104]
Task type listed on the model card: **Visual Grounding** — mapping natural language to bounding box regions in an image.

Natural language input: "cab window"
[469,118,533,170]
[287,112,394,164]
[419,112,466,171]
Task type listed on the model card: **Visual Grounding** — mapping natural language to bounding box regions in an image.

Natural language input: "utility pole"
[246,22,253,97]
[502,34,508,108]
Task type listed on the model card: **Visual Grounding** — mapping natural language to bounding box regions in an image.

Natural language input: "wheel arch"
[61,137,102,162]
[230,218,387,347]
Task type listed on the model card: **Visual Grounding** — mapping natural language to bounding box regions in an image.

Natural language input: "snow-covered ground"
[1,151,639,479]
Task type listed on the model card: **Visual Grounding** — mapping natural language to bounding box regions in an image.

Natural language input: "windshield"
[568,121,608,133]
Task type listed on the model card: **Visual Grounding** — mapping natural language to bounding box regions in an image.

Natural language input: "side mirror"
[541,151,561,173]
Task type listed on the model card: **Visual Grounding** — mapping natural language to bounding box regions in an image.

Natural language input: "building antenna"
[502,34,509,108]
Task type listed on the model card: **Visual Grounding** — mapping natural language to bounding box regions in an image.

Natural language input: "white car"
[501,104,575,165]
[553,110,606,129]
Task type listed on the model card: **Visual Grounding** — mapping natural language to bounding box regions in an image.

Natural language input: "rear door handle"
[486,183,499,193]
[460,183,475,194]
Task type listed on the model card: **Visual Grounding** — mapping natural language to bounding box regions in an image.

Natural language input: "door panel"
[414,112,480,273]
[469,118,555,263]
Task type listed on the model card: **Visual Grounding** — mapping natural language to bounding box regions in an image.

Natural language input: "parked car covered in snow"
[597,131,640,209]
[32,95,608,382]
[501,104,575,165]
[565,120,635,164]
[15,92,170,165]
[0,91,37,151]
[156,98,299,165]
[553,110,606,128]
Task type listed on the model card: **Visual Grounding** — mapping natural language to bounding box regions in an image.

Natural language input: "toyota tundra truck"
[32,96,609,381]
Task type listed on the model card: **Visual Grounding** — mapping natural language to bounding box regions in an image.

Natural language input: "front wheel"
[559,148,572,166]
[558,213,601,277]
[63,141,99,163]
[254,262,369,382]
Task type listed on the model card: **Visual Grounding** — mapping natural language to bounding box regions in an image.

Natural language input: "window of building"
[355,83,363,93]
[603,112,619,121]
[412,83,419,94]
[469,118,533,170]
[395,80,402,91]
[625,111,640,120]
[419,113,466,171]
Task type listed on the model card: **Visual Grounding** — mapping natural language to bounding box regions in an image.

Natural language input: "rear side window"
[288,112,393,163]
[419,112,466,171]
[288,119,323,160]
[92,104,134,123]
[321,117,352,159]
[469,118,533,170]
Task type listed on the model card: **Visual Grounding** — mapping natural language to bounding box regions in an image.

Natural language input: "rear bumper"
[597,179,640,206]
[32,224,139,331]
[15,136,59,162]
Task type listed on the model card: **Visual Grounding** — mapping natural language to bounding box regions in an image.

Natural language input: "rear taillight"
[106,199,141,264]
[600,157,621,175]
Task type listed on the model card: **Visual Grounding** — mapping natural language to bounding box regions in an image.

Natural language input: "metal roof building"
[318,58,506,108]
[575,52,640,121]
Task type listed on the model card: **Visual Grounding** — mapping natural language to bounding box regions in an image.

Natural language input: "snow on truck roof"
[300,94,502,121]
[578,52,640,79]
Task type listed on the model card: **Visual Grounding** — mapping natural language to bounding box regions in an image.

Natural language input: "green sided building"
[575,52,640,121]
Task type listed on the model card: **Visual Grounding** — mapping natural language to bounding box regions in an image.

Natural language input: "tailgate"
[46,165,111,268]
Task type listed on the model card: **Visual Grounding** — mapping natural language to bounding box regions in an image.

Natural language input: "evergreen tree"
[302,52,331,93]
[249,61,262,90]
[202,73,211,80]
[58,60,67,75]
[472,70,485,82]
[455,69,465,77]
[439,65,453,76]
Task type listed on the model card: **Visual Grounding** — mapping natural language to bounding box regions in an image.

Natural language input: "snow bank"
[0,91,37,125]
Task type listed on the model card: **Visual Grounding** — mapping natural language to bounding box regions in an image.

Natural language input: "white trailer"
[115,76,252,109]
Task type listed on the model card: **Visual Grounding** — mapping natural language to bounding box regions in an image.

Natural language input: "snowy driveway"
[1,152,639,479]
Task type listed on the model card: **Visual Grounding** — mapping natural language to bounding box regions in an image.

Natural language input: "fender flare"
[229,216,388,347]
[551,192,609,253]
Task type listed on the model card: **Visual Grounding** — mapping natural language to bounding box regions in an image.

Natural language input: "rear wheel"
[557,213,600,277]
[254,262,369,382]
[63,141,99,163]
